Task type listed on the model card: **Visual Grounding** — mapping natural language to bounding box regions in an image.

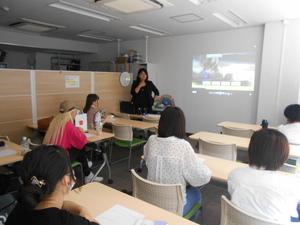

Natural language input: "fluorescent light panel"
[212,10,248,27]
[77,33,115,41]
[130,24,170,36]
[9,22,58,32]
[93,0,163,14]
[49,0,121,21]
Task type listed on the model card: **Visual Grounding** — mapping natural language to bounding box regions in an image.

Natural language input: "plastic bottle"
[296,158,300,179]
[21,136,29,155]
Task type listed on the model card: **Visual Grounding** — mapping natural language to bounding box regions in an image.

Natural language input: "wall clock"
[120,72,131,87]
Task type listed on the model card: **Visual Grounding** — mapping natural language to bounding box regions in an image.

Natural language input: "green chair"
[110,123,147,171]
[131,169,202,220]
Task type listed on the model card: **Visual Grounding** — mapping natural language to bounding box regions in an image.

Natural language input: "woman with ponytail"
[5,145,99,225]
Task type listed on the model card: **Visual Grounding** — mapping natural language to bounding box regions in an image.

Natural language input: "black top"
[130,80,159,107]
[5,203,98,225]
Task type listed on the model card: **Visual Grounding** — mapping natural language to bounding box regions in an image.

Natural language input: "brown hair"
[248,128,289,170]
[158,106,186,139]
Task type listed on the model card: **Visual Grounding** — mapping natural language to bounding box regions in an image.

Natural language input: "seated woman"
[43,100,102,183]
[83,94,110,131]
[5,145,99,225]
[228,128,300,223]
[144,106,211,222]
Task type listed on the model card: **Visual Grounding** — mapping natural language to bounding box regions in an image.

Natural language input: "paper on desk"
[0,149,16,157]
[198,158,206,163]
[85,133,95,138]
[95,204,153,225]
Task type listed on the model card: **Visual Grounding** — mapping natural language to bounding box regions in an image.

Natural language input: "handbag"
[75,113,87,131]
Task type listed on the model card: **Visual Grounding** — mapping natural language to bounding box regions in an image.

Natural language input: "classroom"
[0,1,300,225]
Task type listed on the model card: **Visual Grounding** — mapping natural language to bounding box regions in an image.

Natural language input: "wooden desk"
[0,140,23,166]
[65,182,197,225]
[191,131,300,158]
[217,121,275,131]
[112,112,160,120]
[106,117,158,130]
[197,154,295,182]
[85,130,114,143]
[190,131,250,149]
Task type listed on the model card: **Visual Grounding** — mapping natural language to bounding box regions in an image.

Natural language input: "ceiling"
[0,0,300,53]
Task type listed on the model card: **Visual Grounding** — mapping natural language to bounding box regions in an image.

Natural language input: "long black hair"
[17,145,75,208]
[83,94,99,113]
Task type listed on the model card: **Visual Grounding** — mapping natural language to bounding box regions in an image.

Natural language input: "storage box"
[115,57,129,64]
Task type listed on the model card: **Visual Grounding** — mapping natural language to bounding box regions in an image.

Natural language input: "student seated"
[43,100,103,183]
[5,145,99,225]
[228,128,300,223]
[277,104,300,145]
[143,106,211,222]
[83,93,110,130]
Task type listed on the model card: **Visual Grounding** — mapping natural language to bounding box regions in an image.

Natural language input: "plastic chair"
[198,138,237,161]
[131,169,202,220]
[0,136,10,141]
[220,195,299,225]
[279,163,296,174]
[110,123,147,171]
[114,112,130,120]
[142,116,159,134]
[222,126,253,138]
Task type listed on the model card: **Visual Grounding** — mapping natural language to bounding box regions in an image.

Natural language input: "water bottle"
[21,136,29,155]
[296,158,300,179]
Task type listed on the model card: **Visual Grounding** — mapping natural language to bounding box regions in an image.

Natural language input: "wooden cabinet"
[51,57,80,71]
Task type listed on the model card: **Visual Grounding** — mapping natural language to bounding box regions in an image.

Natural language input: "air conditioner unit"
[86,0,163,14]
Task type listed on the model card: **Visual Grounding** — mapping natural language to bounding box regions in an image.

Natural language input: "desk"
[191,131,300,158]
[197,154,294,182]
[65,182,197,225]
[106,117,158,130]
[0,140,23,166]
[217,121,275,131]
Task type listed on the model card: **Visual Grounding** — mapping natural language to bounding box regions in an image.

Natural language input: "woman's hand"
[139,81,146,87]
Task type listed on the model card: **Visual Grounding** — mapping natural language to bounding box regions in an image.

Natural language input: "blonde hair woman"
[43,100,103,183]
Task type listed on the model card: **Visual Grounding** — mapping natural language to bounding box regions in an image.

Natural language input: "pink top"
[51,121,87,155]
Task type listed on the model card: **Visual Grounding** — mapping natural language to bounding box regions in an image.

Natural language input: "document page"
[95,204,154,225]
[0,149,16,157]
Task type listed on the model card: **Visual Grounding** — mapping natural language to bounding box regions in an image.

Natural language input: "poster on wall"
[65,75,80,88]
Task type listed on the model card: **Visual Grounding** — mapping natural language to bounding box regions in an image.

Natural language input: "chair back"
[87,123,94,130]
[114,112,130,120]
[0,136,9,141]
[220,195,298,225]
[131,169,184,216]
[279,163,296,174]
[142,117,159,133]
[112,123,133,141]
[222,126,253,138]
[27,138,41,148]
[199,138,237,161]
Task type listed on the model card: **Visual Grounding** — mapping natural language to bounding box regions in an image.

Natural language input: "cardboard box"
[115,57,128,64]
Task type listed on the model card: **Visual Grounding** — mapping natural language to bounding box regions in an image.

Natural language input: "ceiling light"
[49,0,121,21]
[212,10,248,27]
[77,33,115,41]
[9,22,58,32]
[90,0,163,14]
[22,18,66,29]
[130,24,170,36]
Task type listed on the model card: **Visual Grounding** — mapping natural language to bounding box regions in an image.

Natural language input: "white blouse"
[144,135,212,203]
[228,166,300,223]
[277,123,300,145]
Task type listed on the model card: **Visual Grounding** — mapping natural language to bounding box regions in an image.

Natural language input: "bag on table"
[75,113,87,131]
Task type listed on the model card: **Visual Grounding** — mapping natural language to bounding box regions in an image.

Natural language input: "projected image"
[192,52,255,91]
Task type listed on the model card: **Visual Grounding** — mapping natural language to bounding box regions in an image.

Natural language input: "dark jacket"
[130,80,159,107]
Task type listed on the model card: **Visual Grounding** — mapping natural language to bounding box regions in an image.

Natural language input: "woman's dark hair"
[83,94,99,113]
[136,68,149,82]
[158,106,186,139]
[284,104,300,123]
[17,145,75,208]
[248,128,289,170]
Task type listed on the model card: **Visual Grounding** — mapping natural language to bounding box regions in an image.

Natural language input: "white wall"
[257,19,300,127]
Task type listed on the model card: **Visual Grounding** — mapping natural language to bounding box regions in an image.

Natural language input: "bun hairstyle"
[17,145,74,208]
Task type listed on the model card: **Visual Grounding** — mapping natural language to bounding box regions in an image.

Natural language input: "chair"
[114,112,130,120]
[110,123,147,171]
[279,163,296,174]
[222,126,253,138]
[0,193,17,224]
[220,195,299,225]
[142,116,159,134]
[131,169,202,220]
[0,136,10,141]
[198,138,237,161]
[26,139,84,185]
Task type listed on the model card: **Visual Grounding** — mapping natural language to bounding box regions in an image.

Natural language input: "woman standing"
[43,100,103,183]
[131,68,159,114]
[5,145,99,225]
[144,106,211,222]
